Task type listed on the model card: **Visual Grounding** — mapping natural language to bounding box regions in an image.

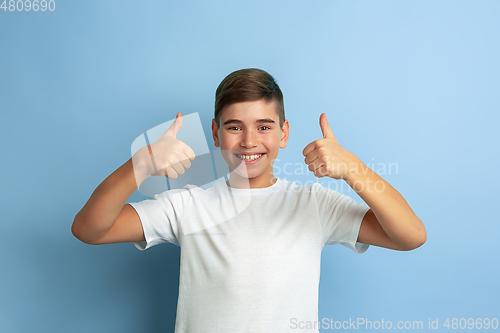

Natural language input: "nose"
[241,129,257,148]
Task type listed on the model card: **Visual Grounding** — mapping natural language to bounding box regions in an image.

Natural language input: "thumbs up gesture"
[135,112,196,180]
[302,113,360,179]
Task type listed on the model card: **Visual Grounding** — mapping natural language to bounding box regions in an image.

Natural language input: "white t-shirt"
[130,178,370,333]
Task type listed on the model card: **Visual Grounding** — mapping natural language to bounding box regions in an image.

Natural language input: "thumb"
[319,113,336,140]
[163,112,183,138]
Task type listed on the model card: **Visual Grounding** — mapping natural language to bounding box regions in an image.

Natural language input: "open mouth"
[235,153,264,162]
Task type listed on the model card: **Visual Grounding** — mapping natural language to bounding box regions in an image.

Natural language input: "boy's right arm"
[72,157,146,245]
[71,113,195,245]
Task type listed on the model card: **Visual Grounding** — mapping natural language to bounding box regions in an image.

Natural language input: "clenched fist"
[133,112,196,181]
[302,113,361,179]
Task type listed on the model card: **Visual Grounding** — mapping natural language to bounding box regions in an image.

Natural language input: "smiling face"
[212,98,289,189]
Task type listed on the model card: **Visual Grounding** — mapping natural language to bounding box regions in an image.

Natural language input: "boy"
[72,68,426,332]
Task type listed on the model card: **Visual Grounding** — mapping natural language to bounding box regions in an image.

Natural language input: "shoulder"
[145,182,218,206]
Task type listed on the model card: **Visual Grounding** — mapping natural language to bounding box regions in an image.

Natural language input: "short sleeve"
[128,189,185,250]
[313,184,370,253]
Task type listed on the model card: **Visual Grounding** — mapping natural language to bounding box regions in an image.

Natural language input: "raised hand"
[134,113,196,180]
[302,113,360,179]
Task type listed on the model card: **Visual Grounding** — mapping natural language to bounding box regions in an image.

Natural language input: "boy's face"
[212,98,289,188]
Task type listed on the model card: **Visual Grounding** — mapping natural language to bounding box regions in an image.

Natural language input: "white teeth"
[237,154,263,161]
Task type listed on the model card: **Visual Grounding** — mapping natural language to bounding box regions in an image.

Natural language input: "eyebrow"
[222,118,276,125]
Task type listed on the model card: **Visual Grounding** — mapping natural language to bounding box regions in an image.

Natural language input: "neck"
[227,172,277,189]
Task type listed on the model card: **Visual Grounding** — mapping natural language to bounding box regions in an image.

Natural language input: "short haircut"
[214,68,285,128]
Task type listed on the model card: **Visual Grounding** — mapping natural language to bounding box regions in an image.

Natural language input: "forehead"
[220,99,279,122]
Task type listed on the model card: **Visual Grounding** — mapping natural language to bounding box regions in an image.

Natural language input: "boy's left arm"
[303,113,427,251]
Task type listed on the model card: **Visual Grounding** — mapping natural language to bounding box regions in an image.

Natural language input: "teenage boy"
[72,68,426,332]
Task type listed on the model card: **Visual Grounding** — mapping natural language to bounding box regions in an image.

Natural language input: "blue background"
[1,0,499,332]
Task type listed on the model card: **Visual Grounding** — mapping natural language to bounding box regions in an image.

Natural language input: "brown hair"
[214,68,285,128]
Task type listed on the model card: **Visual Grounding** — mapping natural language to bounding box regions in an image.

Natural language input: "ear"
[212,119,220,148]
[279,119,289,149]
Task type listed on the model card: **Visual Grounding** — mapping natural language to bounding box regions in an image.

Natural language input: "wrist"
[131,146,153,183]
[342,154,365,183]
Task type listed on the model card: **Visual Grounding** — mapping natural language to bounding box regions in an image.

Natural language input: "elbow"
[410,232,427,251]
[420,228,427,246]
[71,216,87,244]
[71,215,81,240]
[71,214,98,245]
[401,226,427,251]
[415,220,427,249]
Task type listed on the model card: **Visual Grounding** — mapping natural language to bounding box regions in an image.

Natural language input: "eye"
[227,126,241,131]
[259,125,271,130]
